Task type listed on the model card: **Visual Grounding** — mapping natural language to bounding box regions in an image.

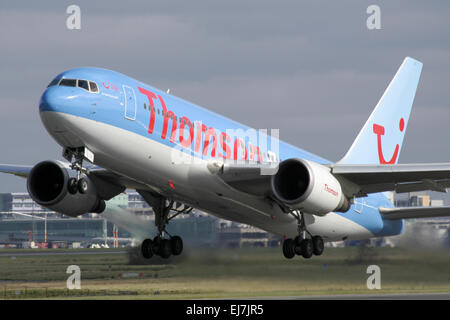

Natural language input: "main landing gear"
[282,211,324,259]
[139,192,192,260]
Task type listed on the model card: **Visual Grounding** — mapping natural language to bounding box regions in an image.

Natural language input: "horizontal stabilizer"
[380,206,450,220]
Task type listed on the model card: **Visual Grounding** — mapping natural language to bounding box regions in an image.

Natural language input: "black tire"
[294,236,303,255]
[152,236,161,255]
[282,239,295,259]
[68,178,78,194]
[170,236,183,256]
[294,236,302,245]
[159,239,172,259]
[301,239,313,259]
[141,239,153,259]
[312,236,324,256]
[77,178,88,194]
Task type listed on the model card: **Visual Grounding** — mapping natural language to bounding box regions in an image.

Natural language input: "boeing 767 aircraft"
[1,57,450,259]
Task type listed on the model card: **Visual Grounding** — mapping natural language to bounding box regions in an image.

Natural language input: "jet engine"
[27,160,105,217]
[271,158,350,215]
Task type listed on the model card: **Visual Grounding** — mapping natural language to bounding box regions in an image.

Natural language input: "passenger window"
[59,79,77,87]
[89,81,99,93]
[78,80,89,91]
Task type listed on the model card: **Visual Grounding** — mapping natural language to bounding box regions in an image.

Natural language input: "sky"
[1,1,450,202]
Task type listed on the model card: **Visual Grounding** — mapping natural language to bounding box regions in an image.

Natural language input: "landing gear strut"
[63,147,106,213]
[282,210,324,259]
[64,147,91,193]
[139,191,192,259]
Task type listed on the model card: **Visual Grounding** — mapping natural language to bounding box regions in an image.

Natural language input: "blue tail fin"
[339,57,423,165]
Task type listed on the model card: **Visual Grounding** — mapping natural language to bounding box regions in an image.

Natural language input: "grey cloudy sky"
[1,1,450,197]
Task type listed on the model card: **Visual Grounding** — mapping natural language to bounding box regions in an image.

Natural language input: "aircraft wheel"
[301,239,313,259]
[170,236,183,256]
[77,178,89,194]
[159,239,172,259]
[68,178,78,194]
[152,236,161,255]
[312,236,324,256]
[294,236,303,255]
[282,239,295,259]
[141,239,154,259]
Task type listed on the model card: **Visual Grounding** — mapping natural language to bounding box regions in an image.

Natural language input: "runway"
[244,292,450,300]
[0,250,126,257]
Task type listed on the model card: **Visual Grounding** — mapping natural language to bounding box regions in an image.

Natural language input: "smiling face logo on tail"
[373,118,404,164]
[339,57,422,165]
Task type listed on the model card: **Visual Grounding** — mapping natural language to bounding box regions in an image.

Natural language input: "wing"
[214,162,450,197]
[0,164,33,178]
[0,163,149,194]
[330,163,450,198]
[380,206,450,220]
[212,160,450,219]
[210,162,273,196]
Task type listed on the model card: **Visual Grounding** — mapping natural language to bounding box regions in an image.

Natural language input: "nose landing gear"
[64,147,92,194]
[63,147,106,213]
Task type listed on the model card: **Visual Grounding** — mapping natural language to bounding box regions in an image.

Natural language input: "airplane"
[1,56,450,259]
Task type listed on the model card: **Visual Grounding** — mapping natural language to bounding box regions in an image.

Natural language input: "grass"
[0,246,449,299]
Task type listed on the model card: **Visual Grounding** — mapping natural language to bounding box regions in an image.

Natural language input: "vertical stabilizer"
[339,57,422,165]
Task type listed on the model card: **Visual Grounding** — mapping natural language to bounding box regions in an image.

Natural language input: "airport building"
[1,190,449,249]
[0,191,273,249]
[217,223,271,248]
[0,192,51,215]
[394,191,445,207]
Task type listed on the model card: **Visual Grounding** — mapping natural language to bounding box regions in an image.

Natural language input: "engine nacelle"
[271,158,349,215]
[27,160,105,217]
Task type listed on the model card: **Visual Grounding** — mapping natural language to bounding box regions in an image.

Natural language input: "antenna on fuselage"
[166,89,170,94]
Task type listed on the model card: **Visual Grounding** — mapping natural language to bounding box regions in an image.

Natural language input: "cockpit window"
[50,77,99,93]
[89,81,99,93]
[47,77,61,87]
[78,80,89,91]
[59,79,77,87]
